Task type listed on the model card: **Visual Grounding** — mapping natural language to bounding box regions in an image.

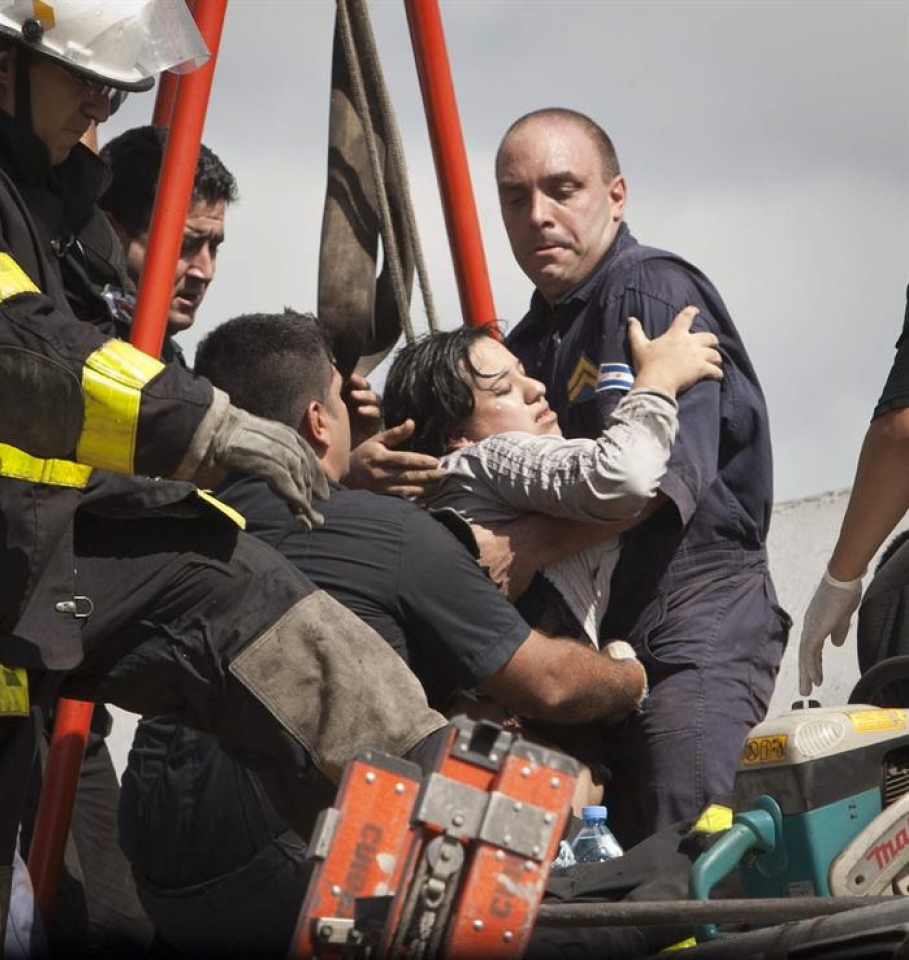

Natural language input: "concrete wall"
[105,488,909,777]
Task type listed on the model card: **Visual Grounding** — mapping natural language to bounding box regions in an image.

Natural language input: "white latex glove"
[798,569,864,696]
[204,405,329,530]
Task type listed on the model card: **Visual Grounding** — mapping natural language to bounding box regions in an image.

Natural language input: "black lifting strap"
[319,0,436,378]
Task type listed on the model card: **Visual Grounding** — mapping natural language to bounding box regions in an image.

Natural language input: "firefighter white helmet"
[0,0,208,92]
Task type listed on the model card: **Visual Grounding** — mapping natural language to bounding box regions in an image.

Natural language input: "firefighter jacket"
[0,110,228,671]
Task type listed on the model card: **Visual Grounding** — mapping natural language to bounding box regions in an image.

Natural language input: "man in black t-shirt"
[119,309,649,957]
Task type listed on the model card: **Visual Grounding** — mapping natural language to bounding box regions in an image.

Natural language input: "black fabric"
[60,514,335,842]
[219,475,529,707]
[873,285,909,419]
[529,815,741,959]
[0,107,214,670]
[119,715,299,890]
[857,534,909,705]
[135,831,309,960]
[117,477,530,954]
[19,727,153,959]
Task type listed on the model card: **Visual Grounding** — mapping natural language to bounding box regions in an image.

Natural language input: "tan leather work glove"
[202,404,329,530]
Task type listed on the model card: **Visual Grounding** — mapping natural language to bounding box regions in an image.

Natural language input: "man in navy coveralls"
[497,107,791,846]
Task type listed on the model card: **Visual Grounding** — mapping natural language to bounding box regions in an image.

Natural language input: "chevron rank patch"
[567,354,598,405]
[597,362,634,393]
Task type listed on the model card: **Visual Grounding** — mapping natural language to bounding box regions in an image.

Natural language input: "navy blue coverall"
[508,223,791,846]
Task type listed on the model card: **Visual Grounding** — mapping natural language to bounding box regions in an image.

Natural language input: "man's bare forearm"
[480,630,646,724]
[828,410,909,581]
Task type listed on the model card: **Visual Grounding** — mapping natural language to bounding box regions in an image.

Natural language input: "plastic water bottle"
[570,805,624,862]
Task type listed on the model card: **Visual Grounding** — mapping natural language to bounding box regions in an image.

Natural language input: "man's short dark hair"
[496,108,621,182]
[99,125,238,238]
[195,310,334,429]
[383,325,500,458]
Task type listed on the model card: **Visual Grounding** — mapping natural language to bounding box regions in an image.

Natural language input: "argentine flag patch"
[597,362,634,393]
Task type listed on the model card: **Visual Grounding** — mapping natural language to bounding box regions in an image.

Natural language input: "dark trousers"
[602,546,790,848]
[18,716,152,960]
[118,716,310,960]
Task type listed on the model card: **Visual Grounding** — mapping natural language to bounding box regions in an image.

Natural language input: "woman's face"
[453,336,561,446]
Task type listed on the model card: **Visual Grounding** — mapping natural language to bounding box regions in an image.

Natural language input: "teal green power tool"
[690,705,909,941]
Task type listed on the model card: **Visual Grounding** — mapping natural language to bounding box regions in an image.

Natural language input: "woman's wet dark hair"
[383,325,502,457]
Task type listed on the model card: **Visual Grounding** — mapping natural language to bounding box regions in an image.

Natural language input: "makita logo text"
[865,819,909,870]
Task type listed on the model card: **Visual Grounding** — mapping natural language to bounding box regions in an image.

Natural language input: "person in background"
[97,125,236,363]
[855,528,909,706]
[800,287,909,698]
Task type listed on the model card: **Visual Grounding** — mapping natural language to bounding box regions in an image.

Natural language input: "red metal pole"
[28,0,228,920]
[26,700,94,920]
[132,0,227,356]
[404,0,497,331]
[152,71,181,127]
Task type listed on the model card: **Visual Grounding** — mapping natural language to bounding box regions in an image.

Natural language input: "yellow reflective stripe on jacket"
[0,664,29,717]
[194,488,247,529]
[0,253,38,301]
[0,443,92,487]
[76,340,164,474]
[660,937,697,953]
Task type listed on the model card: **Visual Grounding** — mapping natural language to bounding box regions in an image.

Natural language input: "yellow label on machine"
[0,665,29,716]
[848,709,906,733]
[692,803,733,834]
[741,733,788,766]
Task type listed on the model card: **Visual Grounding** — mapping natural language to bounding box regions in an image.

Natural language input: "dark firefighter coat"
[0,110,228,673]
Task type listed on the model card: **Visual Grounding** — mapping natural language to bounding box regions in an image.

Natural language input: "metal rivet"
[524,861,536,872]
[503,931,514,942]
[452,813,464,827]
[21,18,44,42]
[513,801,523,812]
[521,766,531,778]
[532,845,542,857]
[394,782,405,794]
[495,850,506,861]
[503,833,512,844]
[365,771,376,784]
[490,753,499,762]
[459,742,468,751]
[550,777,561,789]
[331,884,341,896]
[473,919,484,931]
[543,813,554,824]
[440,847,451,861]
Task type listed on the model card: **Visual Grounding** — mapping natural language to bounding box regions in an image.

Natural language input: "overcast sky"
[103,0,909,504]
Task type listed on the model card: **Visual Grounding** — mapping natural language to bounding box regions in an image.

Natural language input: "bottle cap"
[581,805,608,820]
